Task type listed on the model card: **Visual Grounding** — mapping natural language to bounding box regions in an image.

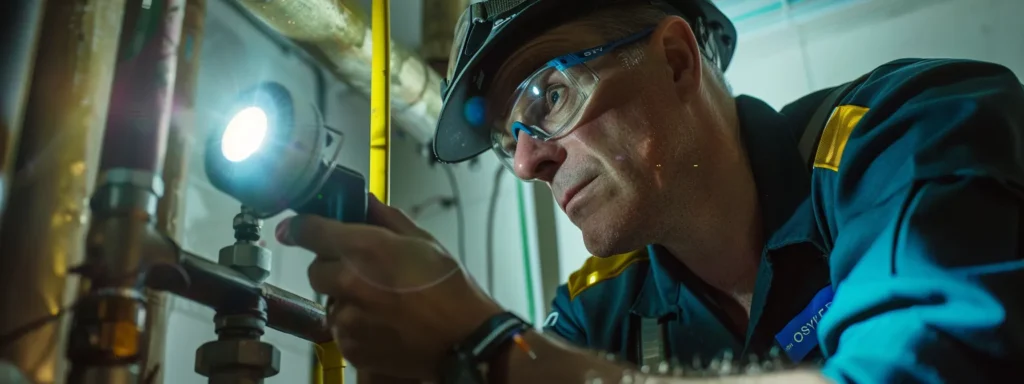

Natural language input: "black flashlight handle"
[294,164,368,224]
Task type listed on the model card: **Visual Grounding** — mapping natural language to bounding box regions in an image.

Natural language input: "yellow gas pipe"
[314,1,390,383]
[369,0,392,205]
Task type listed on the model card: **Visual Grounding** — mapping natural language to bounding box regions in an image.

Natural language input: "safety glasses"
[490,28,654,171]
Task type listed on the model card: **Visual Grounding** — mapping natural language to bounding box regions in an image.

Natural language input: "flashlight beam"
[369,0,391,204]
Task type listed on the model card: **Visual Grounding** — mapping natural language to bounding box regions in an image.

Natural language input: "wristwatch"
[437,311,532,384]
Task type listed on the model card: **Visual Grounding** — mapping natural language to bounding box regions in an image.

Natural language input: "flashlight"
[205,82,367,223]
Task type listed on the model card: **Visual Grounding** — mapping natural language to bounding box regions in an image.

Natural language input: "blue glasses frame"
[511,27,655,141]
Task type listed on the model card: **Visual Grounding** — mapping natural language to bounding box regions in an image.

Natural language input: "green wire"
[515,180,538,324]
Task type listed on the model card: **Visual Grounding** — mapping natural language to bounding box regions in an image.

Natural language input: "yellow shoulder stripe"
[813,105,870,172]
[567,249,649,301]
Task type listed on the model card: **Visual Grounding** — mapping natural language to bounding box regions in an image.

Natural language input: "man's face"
[489,18,722,256]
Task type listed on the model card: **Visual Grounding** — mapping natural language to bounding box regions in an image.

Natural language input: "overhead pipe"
[0,1,128,383]
[420,0,469,74]
[235,0,443,144]
[140,0,208,382]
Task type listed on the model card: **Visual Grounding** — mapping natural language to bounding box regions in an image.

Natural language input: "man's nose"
[512,131,565,182]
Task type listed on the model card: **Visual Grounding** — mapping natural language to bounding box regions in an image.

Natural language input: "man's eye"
[546,86,565,109]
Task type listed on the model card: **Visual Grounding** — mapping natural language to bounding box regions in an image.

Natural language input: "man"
[277,0,1024,382]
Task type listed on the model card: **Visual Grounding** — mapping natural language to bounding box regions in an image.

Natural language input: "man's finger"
[277,214,394,259]
[367,193,432,240]
[307,259,351,298]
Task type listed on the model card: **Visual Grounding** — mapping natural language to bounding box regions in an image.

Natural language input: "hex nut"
[233,210,262,230]
[195,339,281,378]
[218,243,272,283]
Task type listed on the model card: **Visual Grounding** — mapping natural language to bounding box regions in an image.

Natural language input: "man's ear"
[649,15,703,99]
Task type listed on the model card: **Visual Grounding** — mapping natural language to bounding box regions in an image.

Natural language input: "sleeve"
[817,60,1024,383]
[542,284,588,346]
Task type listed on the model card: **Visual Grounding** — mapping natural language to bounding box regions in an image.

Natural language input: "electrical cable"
[485,166,507,295]
[440,164,467,266]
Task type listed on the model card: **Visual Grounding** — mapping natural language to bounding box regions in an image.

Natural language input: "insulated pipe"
[235,0,443,144]
[0,0,47,226]
[141,1,207,382]
[420,0,469,74]
[0,1,127,383]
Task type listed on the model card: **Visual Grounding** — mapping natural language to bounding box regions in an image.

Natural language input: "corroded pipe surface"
[0,1,127,383]
[237,0,443,143]
[142,1,207,382]
[264,285,335,344]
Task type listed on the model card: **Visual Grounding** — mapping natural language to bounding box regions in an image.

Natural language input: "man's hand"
[276,194,504,379]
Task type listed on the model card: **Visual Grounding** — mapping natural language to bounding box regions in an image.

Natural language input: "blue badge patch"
[775,285,834,362]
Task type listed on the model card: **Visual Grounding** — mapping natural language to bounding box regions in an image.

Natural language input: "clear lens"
[491,63,599,167]
[222,107,269,163]
[205,92,347,220]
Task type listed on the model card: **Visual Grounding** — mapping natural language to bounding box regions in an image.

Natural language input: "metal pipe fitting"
[68,170,165,383]
[219,206,273,284]
[153,250,334,344]
[196,298,281,384]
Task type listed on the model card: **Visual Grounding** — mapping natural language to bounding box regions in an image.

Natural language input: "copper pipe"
[68,1,186,382]
[0,0,127,383]
[0,0,47,226]
[140,0,207,382]
[99,0,186,173]
[236,0,443,144]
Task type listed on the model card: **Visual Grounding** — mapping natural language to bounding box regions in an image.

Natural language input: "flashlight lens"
[222,106,268,162]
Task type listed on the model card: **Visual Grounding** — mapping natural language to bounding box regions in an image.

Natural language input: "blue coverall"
[543,58,1024,383]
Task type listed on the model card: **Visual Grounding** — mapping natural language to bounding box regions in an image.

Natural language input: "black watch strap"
[439,311,532,384]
